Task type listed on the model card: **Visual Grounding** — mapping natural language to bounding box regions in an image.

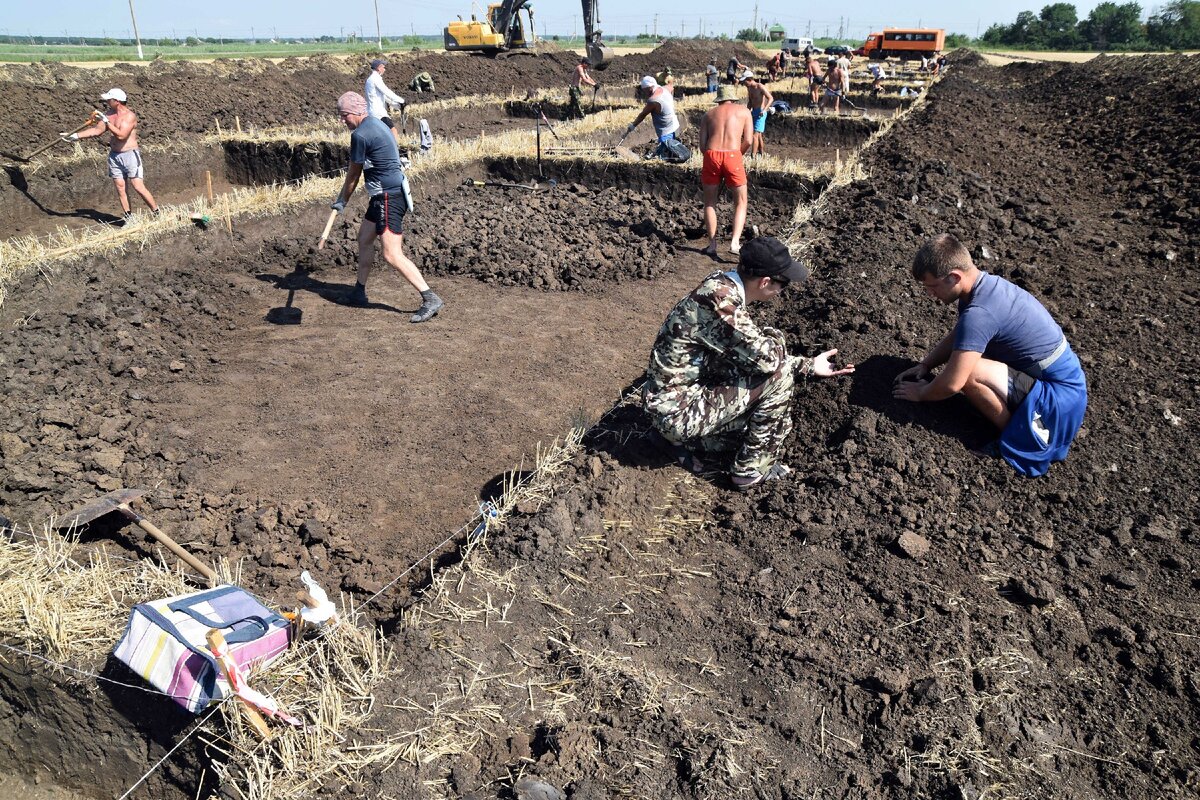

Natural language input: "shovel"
[19,113,100,163]
[58,489,218,584]
[590,84,600,113]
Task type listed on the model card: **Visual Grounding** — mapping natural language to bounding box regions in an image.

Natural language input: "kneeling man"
[643,237,854,490]
[893,234,1087,476]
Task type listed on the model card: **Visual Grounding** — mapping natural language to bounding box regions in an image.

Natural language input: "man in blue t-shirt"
[328,91,443,323]
[892,234,1087,476]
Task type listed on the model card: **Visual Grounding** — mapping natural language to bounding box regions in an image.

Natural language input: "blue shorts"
[750,109,766,133]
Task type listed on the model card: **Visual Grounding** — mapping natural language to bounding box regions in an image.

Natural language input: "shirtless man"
[805,55,824,108]
[738,70,773,159]
[699,85,754,256]
[66,88,158,220]
[568,57,597,120]
[821,57,844,115]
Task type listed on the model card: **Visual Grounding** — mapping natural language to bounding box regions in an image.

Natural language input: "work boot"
[731,463,791,492]
[411,292,443,323]
[344,283,369,307]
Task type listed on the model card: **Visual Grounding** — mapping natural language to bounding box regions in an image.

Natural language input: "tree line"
[982,1,1200,49]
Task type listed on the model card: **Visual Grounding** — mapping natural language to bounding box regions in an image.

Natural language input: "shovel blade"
[57,488,145,528]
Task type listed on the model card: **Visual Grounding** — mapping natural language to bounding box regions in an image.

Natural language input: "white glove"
[96,111,109,124]
[626,122,636,133]
[61,132,80,142]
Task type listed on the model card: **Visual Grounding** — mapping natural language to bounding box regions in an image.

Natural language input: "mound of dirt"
[606,38,766,80]
[0,50,581,155]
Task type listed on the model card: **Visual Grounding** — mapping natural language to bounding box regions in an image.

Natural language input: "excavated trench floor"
[0,123,847,798]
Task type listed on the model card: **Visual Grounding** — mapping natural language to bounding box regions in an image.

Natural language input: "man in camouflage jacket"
[643,237,854,490]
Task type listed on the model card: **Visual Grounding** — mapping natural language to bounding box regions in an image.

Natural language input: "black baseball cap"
[370,58,387,70]
[739,236,809,283]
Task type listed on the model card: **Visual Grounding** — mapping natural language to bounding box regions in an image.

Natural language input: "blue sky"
[2,1,1151,40]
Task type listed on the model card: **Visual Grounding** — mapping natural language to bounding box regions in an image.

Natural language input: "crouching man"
[893,234,1087,476]
[643,237,854,491]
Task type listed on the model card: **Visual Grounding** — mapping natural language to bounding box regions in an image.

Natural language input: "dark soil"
[2,49,1199,800]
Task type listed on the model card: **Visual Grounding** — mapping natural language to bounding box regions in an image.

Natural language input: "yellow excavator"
[444,0,613,68]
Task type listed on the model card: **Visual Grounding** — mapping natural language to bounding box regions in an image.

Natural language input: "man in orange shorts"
[699,85,754,256]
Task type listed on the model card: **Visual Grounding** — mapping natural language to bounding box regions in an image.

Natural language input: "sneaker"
[731,463,791,491]
[730,240,742,255]
[410,294,443,323]
[344,285,369,307]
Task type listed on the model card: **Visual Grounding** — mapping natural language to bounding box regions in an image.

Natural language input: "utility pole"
[127,0,144,59]
[806,19,811,37]
[374,0,382,48]
[653,14,658,39]
[681,20,685,37]
[251,27,255,44]
[753,4,758,34]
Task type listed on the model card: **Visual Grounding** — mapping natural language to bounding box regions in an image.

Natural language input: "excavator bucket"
[586,41,614,69]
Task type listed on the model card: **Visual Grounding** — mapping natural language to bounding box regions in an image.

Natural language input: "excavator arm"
[489,0,531,45]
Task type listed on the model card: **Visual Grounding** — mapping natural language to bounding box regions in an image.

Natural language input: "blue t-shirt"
[954,272,1064,374]
[349,116,405,196]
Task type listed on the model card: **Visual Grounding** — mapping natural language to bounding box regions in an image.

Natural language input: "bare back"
[700,102,753,153]
[745,82,770,111]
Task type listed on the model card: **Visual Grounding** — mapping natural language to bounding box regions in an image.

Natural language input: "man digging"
[626,76,684,162]
[568,57,597,120]
[329,91,443,323]
[643,237,854,491]
[64,87,158,222]
[893,234,1088,476]
[699,85,753,257]
[364,58,405,144]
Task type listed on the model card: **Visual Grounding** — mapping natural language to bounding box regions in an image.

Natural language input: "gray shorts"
[1007,367,1035,410]
[107,149,144,180]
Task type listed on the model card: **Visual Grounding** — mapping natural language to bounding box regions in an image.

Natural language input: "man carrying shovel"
[328,91,443,323]
[64,88,158,222]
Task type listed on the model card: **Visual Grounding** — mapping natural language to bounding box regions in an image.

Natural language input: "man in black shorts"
[329,91,443,323]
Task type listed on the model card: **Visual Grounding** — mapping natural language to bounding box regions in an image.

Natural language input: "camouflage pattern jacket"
[644,271,809,396]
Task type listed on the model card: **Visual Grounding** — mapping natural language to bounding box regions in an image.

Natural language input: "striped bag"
[113,585,292,714]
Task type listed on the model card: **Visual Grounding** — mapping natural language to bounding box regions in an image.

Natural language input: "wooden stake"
[205,170,214,203]
[206,629,271,739]
[214,117,222,137]
[234,115,242,133]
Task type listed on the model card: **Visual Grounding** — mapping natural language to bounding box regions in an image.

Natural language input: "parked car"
[824,44,853,57]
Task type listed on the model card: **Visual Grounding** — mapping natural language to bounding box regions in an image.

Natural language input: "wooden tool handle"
[317,209,339,250]
[123,506,218,583]
[206,630,272,739]
[23,118,95,161]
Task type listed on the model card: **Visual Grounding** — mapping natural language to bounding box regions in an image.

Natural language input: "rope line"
[0,640,203,702]
[115,700,229,800]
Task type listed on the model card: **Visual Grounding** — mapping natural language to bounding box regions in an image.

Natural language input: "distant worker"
[739,69,772,158]
[767,51,783,82]
[836,52,852,95]
[892,234,1087,477]
[64,87,158,222]
[821,57,844,115]
[568,57,597,120]
[408,71,436,93]
[642,237,855,491]
[626,76,684,161]
[364,58,405,143]
[868,61,885,97]
[656,66,676,87]
[699,85,753,257]
[328,92,444,323]
[705,59,719,93]
[805,54,824,108]
[930,52,944,76]
[726,55,746,85]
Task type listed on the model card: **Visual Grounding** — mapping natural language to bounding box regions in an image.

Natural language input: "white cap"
[739,68,755,82]
[99,88,127,102]
[639,75,657,89]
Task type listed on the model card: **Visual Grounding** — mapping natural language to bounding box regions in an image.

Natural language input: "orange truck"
[857,29,945,60]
